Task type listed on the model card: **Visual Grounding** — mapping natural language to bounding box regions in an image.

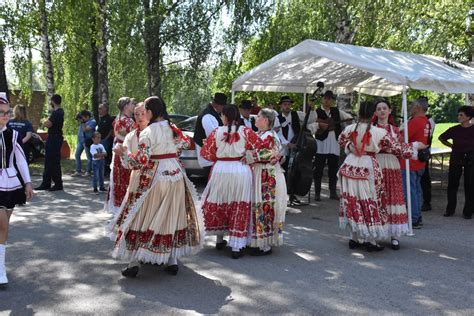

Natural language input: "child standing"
[90,132,107,193]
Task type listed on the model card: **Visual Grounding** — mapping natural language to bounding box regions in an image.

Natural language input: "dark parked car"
[24,133,45,164]
[169,114,190,125]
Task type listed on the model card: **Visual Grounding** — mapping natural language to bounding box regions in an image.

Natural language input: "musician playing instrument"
[311,90,352,201]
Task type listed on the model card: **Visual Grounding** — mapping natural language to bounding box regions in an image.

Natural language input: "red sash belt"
[150,153,178,160]
[216,157,243,161]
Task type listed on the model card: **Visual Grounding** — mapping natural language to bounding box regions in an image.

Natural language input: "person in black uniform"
[239,100,257,131]
[193,93,226,178]
[277,96,301,205]
[36,94,65,191]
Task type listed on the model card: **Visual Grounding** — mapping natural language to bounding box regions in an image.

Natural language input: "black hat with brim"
[279,96,293,104]
[240,100,252,109]
[213,93,228,105]
[323,90,335,99]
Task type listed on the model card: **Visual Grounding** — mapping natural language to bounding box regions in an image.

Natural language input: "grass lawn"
[431,122,456,149]
[29,159,77,177]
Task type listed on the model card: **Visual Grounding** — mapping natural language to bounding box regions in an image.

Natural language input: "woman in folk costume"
[201,104,263,259]
[338,101,426,252]
[372,99,410,250]
[105,97,135,214]
[0,96,33,286]
[245,108,287,255]
[107,96,203,277]
[120,103,149,166]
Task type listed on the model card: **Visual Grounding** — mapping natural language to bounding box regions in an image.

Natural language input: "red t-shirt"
[400,115,430,171]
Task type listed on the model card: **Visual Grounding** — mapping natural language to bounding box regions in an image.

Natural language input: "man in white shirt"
[312,91,352,201]
[193,93,227,178]
[277,96,301,205]
[239,100,257,131]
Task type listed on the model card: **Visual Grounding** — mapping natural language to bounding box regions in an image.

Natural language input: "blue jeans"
[75,141,92,173]
[402,169,425,223]
[92,159,105,189]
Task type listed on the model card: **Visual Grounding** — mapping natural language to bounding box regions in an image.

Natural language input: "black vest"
[193,104,223,147]
[278,111,301,142]
[239,116,257,132]
[315,107,341,141]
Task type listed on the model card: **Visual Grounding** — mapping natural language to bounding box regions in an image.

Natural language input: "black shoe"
[121,265,139,278]
[49,185,63,191]
[93,188,99,193]
[250,248,272,256]
[348,239,363,249]
[421,203,432,212]
[165,264,179,275]
[100,187,107,192]
[314,194,321,202]
[412,220,423,229]
[232,250,243,259]
[391,239,400,250]
[290,196,301,205]
[365,242,384,252]
[329,194,340,201]
[35,185,50,191]
[463,214,472,219]
[216,240,227,250]
[443,212,454,217]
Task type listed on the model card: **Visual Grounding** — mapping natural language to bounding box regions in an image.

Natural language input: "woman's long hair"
[222,104,240,142]
[351,101,375,152]
[13,104,28,121]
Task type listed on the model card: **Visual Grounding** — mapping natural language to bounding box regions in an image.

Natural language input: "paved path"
[1,175,473,315]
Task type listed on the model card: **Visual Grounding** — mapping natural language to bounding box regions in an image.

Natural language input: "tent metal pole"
[466,93,470,106]
[403,86,414,236]
[231,90,235,104]
[303,92,307,112]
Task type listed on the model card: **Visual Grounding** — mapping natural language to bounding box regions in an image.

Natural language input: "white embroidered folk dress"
[200,125,263,250]
[338,123,416,242]
[375,124,409,238]
[105,114,134,214]
[246,130,287,248]
[106,121,204,264]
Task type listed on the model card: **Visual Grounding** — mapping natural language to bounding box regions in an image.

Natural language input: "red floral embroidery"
[202,201,251,238]
[339,164,370,180]
[112,153,131,207]
[122,228,192,253]
[201,129,218,162]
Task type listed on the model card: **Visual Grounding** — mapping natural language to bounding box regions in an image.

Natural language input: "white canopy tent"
[231,39,474,234]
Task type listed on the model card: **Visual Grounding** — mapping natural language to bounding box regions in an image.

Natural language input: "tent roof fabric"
[232,40,474,97]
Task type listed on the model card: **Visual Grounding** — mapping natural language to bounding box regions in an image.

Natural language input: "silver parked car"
[175,116,206,177]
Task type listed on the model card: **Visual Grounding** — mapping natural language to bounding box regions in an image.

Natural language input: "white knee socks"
[0,244,7,284]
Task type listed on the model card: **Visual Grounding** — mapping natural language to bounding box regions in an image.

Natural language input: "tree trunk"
[98,0,109,107]
[38,0,55,103]
[91,33,100,118]
[334,0,355,112]
[143,0,162,97]
[0,39,9,100]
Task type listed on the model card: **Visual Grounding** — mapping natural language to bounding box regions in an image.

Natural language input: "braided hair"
[351,101,375,151]
[222,104,240,142]
[144,96,176,137]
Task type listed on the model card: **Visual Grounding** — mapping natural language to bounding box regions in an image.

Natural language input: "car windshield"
[176,116,197,132]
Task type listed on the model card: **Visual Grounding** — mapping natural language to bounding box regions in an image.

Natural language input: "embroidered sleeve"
[170,122,191,150]
[243,127,264,150]
[338,127,352,148]
[379,133,414,159]
[127,130,152,169]
[200,129,218,162]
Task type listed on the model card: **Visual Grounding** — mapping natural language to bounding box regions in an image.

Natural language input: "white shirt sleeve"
[14,142,31,183]
[202,114,219,137]
[339,109,353,120]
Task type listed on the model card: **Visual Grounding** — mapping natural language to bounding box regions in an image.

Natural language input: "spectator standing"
[400,98,430,228]
[8,104,34,163]
[438,106,474,219]
[421,114,436,212]
[250,96,262,115]
[96,103,114,176]
[35,94,65,191]
[72,110,96,177]
[89,132,107,193]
